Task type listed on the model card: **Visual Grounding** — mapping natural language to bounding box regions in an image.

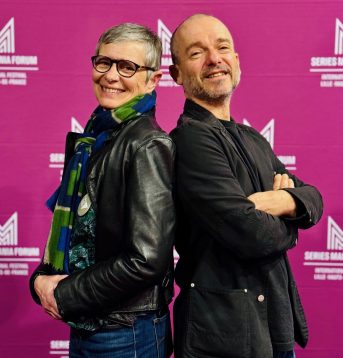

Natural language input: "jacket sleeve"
[29,261,54,305]
[54,137,175,319]
[172,122,317,260]
[272,155,323,230]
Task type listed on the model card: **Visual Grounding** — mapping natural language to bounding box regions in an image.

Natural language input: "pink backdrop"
[0,1,342,357]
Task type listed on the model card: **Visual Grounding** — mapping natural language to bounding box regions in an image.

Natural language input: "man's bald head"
[170,14,234,65]
[168,13,240,114]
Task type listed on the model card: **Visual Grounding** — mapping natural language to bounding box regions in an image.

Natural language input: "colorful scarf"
[43,91,156,273]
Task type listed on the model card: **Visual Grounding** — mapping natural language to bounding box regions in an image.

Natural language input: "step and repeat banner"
[0,0,342,357]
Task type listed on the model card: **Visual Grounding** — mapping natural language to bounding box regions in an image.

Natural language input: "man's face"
[171,16,241,106]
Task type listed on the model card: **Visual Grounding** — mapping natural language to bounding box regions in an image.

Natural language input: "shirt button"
[257,294,265,302]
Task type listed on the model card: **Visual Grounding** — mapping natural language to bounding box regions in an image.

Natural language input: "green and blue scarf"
[43,91,156,273]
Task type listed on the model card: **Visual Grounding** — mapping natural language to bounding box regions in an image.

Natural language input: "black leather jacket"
[30,111,175,324]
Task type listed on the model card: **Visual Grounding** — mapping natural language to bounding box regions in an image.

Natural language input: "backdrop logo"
[0,212,18,246]
[49,116,83,181]
[242,118,296,170]
[327,216,343,250]
[0,17,39,86]
[49,340,69,357]
[335,18,343,55]
[159,19,171,56]
[71,116,84,133]
[310,18,343,88]
[304,216,343,281]
[0,212,40,276]
[243,118,274,149]
[173,247,179,266]
[157,19,178,87]
[0,17,15,53]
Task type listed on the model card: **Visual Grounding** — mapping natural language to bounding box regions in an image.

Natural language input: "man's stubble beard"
[186,74,239,106]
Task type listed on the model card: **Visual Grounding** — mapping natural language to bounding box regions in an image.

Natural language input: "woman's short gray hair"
[95,23,162,74]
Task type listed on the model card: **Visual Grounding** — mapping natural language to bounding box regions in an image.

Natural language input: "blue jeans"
[69,312,171,358]
[273,349,296,358]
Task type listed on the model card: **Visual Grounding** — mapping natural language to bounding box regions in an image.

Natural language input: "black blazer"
[171,100,323,358]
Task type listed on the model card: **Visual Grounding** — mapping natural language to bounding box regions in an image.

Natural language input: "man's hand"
[273,173,294,191]
[248,174,296,217]
[34,275,68,320]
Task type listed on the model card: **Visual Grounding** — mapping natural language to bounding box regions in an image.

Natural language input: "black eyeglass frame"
[91,55,156,78]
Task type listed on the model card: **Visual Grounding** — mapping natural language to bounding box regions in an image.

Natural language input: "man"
[169,14,323,358]
[30,23,174,357]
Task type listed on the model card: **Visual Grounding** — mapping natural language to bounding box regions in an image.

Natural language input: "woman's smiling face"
[92,41,158,109]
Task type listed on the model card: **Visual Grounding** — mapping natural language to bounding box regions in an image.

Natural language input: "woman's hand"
[34,275,68,320]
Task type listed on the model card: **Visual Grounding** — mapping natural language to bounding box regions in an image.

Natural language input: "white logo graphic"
[0,17,39,86]
[304,216,343,281]
[49,340,69,356]
[49,116,82,182]
[0,212,18,246]
[0,18,15,53]
[71,117,84,133]
[0,212,40,274]
[157,19,177,87]
[242,118,296,170]
[173,247,179,266]
[158,19,171,56]
[310,18,343,88]
[243,118,274,149]
[327,216,343,250]
[335,18,343,55]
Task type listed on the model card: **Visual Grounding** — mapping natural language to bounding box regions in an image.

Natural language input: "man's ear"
[235,52,241,70]
[235,52,242,85]
[169,65,182,85]
[146,70,162,91]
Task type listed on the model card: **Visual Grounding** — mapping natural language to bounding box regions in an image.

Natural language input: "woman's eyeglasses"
[91,55,156,78]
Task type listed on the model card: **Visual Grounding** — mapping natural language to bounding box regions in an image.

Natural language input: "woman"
[30,23,175,357]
